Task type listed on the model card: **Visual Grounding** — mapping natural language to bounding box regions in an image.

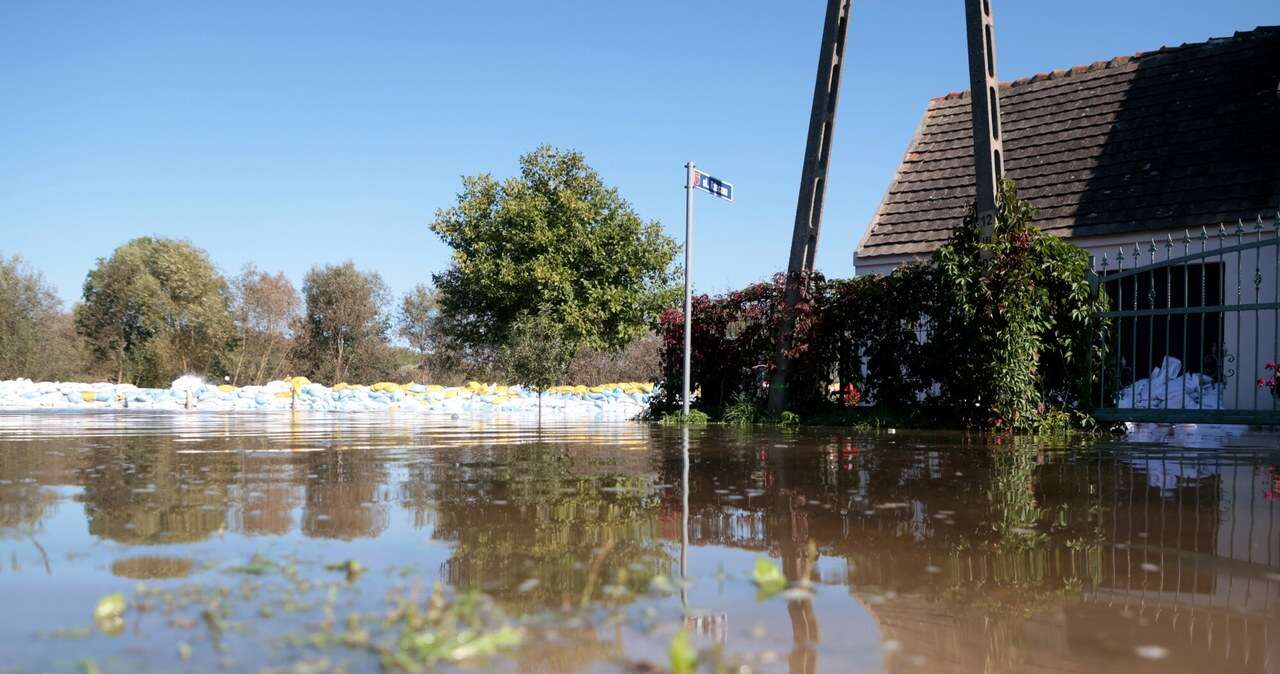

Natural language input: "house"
[855,27,1280,415]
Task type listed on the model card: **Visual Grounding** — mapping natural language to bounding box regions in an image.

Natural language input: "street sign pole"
[681,163,732,417]
[683,162,695,417]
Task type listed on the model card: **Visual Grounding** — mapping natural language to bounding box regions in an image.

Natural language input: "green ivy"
[931,180,1110,430]
[655,180,1109,432]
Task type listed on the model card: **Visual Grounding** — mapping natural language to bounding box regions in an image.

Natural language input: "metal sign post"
[683,163,695,417]
[682,163,734,416]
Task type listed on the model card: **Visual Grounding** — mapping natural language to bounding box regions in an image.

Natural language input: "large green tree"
[294,261,394,384]
[430,146,678,353]
[75,238,233,385]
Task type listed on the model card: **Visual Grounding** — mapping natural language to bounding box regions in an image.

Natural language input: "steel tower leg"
[768,0,853,415]
[965,0,1005,234]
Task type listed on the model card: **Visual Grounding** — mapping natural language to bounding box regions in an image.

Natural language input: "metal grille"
[1090,213,1280,425]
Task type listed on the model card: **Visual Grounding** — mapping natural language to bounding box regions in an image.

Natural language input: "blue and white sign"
[691,168,734,202]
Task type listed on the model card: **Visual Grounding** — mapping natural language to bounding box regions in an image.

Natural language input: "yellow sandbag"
[81,391,97,402]
[216,384,236,393]
[425,385,444,393]
[443,389,459,399]
[275,391,293,399]
[372,382,400,393]
[290,376,310,392]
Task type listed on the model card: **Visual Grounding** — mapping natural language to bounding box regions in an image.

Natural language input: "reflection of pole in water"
[681,425,689,612]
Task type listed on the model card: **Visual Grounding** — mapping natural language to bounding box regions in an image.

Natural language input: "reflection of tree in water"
[987,445,1045,549]
[0,444,64,535]
[427,444,669,612]
[510,626,620,674]
[110,555,193,579]
[235,458,300,536]
[77,439,234,544]
[301,450,389,540]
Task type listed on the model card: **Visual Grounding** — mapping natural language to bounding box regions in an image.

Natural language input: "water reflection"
[0,412,1277,673]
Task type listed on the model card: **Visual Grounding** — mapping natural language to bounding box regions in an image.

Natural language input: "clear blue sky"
[3,1,1277,306]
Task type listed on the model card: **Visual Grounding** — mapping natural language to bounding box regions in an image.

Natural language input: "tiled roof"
[857,27,1280,261]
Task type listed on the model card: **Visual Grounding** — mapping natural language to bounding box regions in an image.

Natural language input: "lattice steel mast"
[768,0,853,414]
[965,0,1006,233]
[768,0,1005,413]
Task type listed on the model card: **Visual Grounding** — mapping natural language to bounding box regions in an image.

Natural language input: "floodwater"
[1,412,1278,674]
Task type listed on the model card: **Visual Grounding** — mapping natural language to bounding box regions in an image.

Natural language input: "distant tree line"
[0,146,676,388]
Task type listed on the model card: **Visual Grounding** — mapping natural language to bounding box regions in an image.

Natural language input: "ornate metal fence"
[1089,213,1280,425]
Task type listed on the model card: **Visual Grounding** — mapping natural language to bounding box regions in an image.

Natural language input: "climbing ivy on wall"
[656,180,1109,431]
[932,180,1109,429]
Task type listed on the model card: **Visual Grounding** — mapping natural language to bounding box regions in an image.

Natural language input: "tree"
[295,262,393,384]
[397,284,441,357]
[430,145,678,355]
[396,284,452,378]
[75,238,233,386]
[502,310,576,419]
[0,255,88,381]
[228,265,301,385]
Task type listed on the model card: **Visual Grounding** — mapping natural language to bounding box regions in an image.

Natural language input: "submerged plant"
[669,630,697,674]
[382,584,524,672]
[659,409,709,426]
[722,394,761,426]
[752,557,787,600]
[92,592,127,635]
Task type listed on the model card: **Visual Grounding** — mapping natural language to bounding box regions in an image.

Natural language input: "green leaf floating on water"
[669,630,696,674]
[325,559,364,582]
[225,553,274,575]
[93,592,127,635]
[752,557,787,600]
[400,626,523,665]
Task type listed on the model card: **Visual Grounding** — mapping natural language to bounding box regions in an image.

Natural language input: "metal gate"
[1089,214,1280,425]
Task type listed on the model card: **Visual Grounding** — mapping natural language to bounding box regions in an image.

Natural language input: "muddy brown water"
[0,411,1277,674]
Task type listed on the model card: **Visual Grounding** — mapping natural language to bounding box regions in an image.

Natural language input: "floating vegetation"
[92,592,126,635]
[668,630,696,674]
[325,560,364,583]
[751,557,786,600]
[225,553,276,576]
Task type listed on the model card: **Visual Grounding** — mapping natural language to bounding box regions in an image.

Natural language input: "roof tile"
[858,27,1280,260]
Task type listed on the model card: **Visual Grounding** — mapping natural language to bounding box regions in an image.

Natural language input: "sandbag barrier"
[0,376,655,419]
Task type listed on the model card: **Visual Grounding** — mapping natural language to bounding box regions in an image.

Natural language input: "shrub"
[658,409,710,426]
[655,180,1109,431]
[931,180,1109,429]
